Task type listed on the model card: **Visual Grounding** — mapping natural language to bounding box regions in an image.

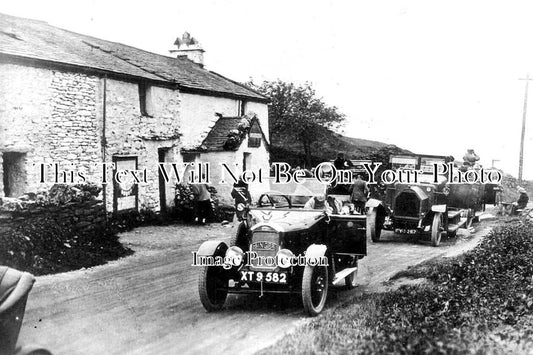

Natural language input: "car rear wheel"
[367,208,382,242]
[198,266,228,311]
[431,212,445,247]
[302,264,328,316]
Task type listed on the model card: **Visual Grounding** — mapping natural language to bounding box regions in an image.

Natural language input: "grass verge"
[260,220,533,354]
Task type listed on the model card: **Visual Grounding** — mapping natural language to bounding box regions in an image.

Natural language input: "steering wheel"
[257,193,292,209]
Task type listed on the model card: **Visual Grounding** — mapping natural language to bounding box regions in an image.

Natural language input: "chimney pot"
[170,31,205,67]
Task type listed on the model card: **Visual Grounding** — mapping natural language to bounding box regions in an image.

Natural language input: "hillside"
[270,125,411,167]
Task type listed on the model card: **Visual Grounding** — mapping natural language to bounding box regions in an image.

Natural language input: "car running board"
[448,217,468,233]
[332,267,358,285]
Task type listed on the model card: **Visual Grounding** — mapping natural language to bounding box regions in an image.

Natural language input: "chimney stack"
[170,31,205,67]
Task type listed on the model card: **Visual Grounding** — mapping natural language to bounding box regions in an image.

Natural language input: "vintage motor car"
[195,178,367,316]
[367,154,499,246]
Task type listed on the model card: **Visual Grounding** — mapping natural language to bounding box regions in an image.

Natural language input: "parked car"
[367,154,498,246]
[195,178,367,316]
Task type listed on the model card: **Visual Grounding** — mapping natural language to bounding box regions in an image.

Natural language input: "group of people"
[304,153,369,215]
[302,174,368,215]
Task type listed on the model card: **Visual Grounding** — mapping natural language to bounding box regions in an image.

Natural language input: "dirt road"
[19,216,496,355]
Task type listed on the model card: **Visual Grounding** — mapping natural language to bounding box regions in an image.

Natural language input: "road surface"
[19,216,496,355]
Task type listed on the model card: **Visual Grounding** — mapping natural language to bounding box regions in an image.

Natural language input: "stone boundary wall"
[0,200,107,236]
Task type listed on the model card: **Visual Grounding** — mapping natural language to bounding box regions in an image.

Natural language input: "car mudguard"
[197,240,228,257]
[305,244,327,263]
[431,204,447,213]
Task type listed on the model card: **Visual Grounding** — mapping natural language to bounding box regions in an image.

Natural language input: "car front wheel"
[198,265,228,311]
[431,212,445,247]
[302,264,328,316]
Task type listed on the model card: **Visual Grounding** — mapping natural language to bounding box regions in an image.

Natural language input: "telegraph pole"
[518,74,532,184]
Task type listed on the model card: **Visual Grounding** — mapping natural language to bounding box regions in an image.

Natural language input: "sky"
[3,0,533,179]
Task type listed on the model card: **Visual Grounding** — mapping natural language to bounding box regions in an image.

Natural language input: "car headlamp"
[236,203,245,212]
[225,246,244,267]
[341,206,350,215]
[276,248,295,268]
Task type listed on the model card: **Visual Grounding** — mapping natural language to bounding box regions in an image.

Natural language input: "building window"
[238,100,247,116]
[243,152,252,172]
[2,152,27,197]
[181,152,199,163]
[139,82,153,117]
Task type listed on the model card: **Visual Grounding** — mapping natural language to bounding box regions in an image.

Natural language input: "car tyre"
[15,345,53,355]
[230,222,247,249]
[302,264,328,316]
[367,208,382,242]
[198,265,228,312]
[431,212,444,247]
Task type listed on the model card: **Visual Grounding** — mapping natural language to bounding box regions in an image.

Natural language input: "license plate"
[396,228,418,234]
[240,271,287,284]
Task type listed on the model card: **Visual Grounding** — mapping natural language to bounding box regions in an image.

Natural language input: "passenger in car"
[304,194,342,214]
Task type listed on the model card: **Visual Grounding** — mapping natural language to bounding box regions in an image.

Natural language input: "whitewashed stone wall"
[100,78,181,211]
[198,133,270,205]
[0,64,100,196]
[179,93,241,149]
[0,64,182,211]
[0,62,269,212]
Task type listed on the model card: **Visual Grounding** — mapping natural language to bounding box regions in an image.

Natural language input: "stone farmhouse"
[0,13,270,213]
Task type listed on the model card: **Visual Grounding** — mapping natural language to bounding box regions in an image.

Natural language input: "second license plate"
[396,228,418,234]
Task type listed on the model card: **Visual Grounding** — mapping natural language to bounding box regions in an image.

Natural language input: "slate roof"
[192,117,267,152]
[203,117,245,152]
[0,13,267,101]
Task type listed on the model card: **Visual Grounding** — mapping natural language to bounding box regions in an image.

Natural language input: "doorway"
[243,152,252,172]
[2,152,27,197]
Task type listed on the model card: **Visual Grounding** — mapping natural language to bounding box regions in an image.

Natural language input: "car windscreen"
[249,178,326,207]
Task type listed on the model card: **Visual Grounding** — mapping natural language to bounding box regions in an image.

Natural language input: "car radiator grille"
[250,231,279,270]
[395,191,420,218]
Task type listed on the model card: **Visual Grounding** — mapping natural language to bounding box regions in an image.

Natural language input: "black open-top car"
[195,178,367,316]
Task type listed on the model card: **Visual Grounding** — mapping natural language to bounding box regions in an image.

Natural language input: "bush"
[174,184,232,223]
[0,183,132,275]
[0,217,131,276]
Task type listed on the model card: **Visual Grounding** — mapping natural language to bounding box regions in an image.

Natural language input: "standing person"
[463,149,480,168]
[191,181,212,225]
[231,178,252,221]
[511,187,529,215]
[350,174,369,213]
[333,152,347,170]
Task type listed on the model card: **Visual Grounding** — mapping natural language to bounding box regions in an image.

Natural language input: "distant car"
[195,178,367,316]
[367,154,499,246]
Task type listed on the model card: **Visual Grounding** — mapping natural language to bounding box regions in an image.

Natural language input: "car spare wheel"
[302,264,328,316]
[367,208,382,242]
[198,265,228,311]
